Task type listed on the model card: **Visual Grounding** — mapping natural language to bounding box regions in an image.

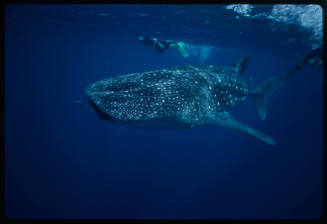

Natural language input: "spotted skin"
[86,60,275,145]
[87,66,248,121]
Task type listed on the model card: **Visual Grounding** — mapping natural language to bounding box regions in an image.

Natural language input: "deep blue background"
[4,4,323,219]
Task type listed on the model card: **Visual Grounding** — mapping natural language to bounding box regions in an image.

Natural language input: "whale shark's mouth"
[86,81,116,122]
[88,98,115,122]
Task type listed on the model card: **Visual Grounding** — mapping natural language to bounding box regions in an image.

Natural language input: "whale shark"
[86,48,322,145]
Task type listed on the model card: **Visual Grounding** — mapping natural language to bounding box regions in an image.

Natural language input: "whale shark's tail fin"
[254,47,323,120]
[253,75,285,120]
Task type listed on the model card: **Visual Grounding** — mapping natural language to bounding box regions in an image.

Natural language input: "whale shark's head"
[86,80,116,122]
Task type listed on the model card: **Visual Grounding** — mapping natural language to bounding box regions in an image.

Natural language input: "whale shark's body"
[86,48,322,145]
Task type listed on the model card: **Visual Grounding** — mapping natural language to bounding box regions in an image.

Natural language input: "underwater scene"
[4,4,323,219]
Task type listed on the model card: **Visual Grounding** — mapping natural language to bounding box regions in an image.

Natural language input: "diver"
[138,36,190,57]
[293,46,323,72]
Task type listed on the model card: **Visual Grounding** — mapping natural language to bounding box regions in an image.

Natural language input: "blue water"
[5,4,323,219]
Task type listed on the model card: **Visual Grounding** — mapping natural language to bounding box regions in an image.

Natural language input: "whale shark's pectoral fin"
[210,112,276,145]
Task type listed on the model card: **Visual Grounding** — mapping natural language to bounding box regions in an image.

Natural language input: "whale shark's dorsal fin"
[234,56,251,77]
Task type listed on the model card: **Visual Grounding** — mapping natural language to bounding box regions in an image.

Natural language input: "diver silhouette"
[138,36,189,57]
